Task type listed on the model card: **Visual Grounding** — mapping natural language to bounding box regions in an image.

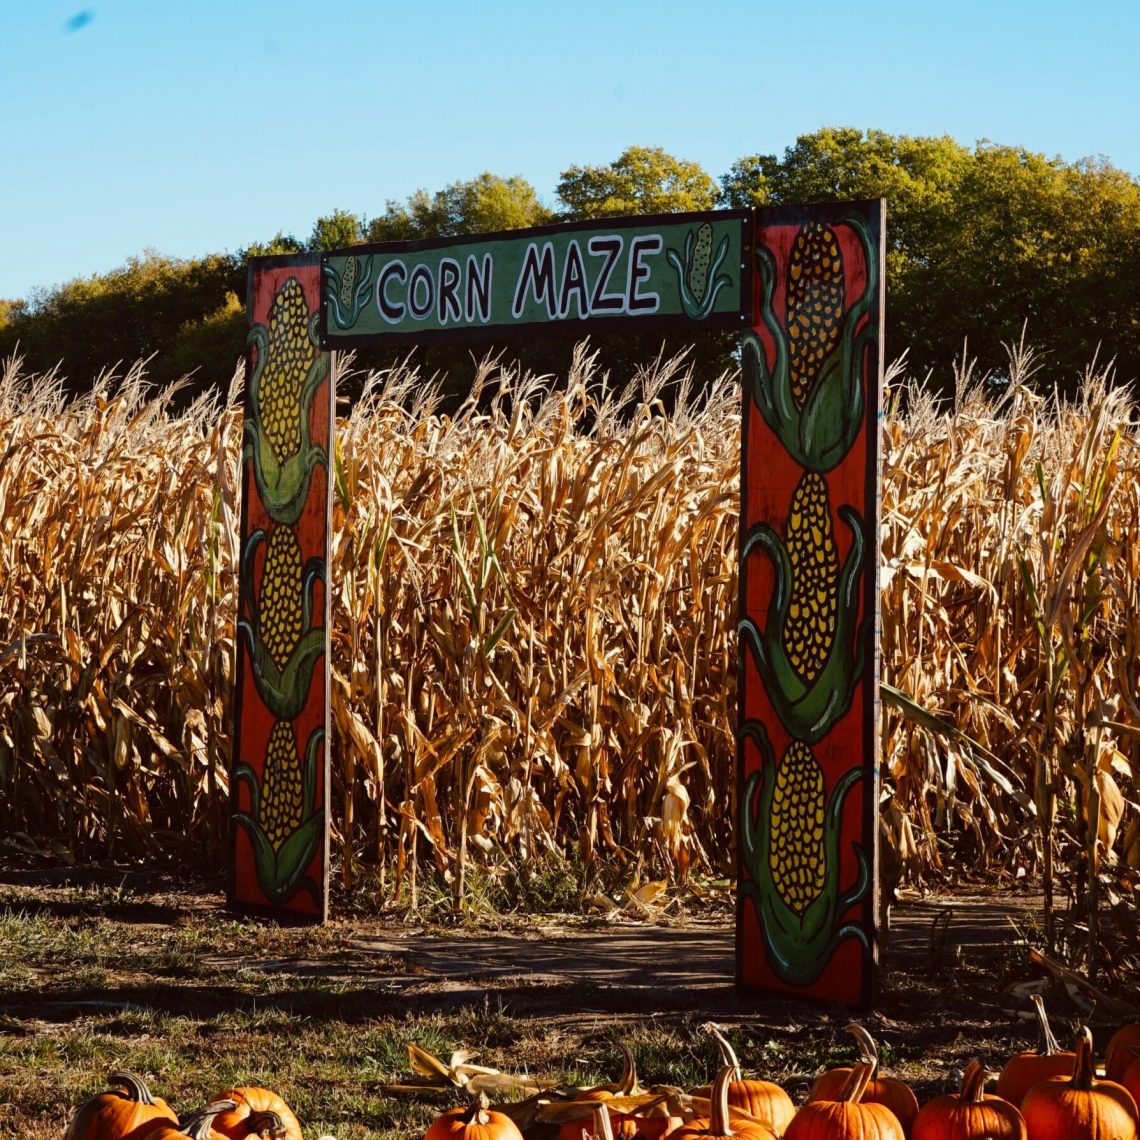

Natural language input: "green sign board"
[319,209,752,348]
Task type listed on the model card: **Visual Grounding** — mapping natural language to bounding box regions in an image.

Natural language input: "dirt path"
[362,896,1035,1001]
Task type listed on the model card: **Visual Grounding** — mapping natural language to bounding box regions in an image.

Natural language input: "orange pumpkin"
[208,1088,302,1140]
[558,1044,680,1140]
[65,1071,178,1140]
[671,1067,776,1140]
[141,1101,237,1140]
[1021,1026,1138,1140]
[808,1026,918,1136]
[691,1024,794,1136]
[787,1063,904,1140]
[426,1094,526,1140]
[995,993,1076,1108]
[911,1060,1026,1140]
[589,1104,682,1140]
[1106,1024,1140,1084]
[1122,1055,1140,1111]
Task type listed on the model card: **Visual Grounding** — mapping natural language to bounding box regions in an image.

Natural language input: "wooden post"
[736,201,885,1006]
[229,255,332,921]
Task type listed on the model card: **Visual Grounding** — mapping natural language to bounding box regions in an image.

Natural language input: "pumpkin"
[808,1026,918,1136]
[787,1063,904,1140]
[65,1071,178,1140]
[209,1088,302,1140]
[671,1067,777,1140]
[558,1044,679,1140]
[911,1060,1026,1140]
[1122,1055,1140,1112]
[691,1024,794,1136]
[1021,1026,1138,1140]
[425,1093,526,1140]
[995,993,1076,1108]
[140,1101,238,1140]
[581,1043,642,1101]
[1106,1024,1140,1084]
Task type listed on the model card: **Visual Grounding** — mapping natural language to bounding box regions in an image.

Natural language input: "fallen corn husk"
[380,1042,553,1095]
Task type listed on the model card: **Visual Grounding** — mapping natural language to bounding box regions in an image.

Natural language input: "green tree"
[557,146,718,219]
[242,232,304,259]
[165,290,247,389]
[721,128,1140,391]
[0,251,243,394]
[309,209,365,252]
[366,172,551,242]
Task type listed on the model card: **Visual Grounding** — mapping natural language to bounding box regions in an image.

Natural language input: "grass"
[0,880,1084,1139]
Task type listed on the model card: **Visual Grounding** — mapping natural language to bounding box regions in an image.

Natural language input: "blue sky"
[2,0,1138,302]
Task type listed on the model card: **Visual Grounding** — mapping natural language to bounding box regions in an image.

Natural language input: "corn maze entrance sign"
[319,211,753,347]
[232,203,885,1007]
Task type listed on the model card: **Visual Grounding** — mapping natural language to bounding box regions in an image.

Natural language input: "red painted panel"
[229,257,332,920]
[737,202,884,1006]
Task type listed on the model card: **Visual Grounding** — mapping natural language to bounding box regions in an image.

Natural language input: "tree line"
[2,130,1138,400]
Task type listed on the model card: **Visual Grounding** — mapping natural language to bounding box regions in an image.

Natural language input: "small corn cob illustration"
[258,525,304,671]
[689,222,714,305]
[260,278,311,463]
[244,275,330,525]
[784,472,840,686]
[745,211,878,472]
[323,253,375,330]
[739,721,869,986]
[339,254,358,310]
[262,720,305,850]
[739,473,867,743]
[786,222,845,410]
[769,741,827,915]
[238,527,326,720]
[667,222,733,320]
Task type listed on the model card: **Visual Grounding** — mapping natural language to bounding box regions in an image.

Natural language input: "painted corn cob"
[786,222,845,410]
[739,721,868,985]
[262,720,305,850]
[260,279,310,463]
[784,472,839,686]
[237,527,326,719]
[232,721,325,905]
[244,276,330,525]
[739,471,868,742]
[667,222,732,320]
[259,525,304,671]
[323,253,375,330]
[770,741,827,914]
[745,212,878,472]
[689,223,714,305]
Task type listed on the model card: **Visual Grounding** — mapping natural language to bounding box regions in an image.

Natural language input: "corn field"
[1,342,1138,913]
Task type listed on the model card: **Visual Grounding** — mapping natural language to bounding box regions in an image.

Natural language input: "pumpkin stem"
[836,1061,874,1105]
[959,1060,988,1104]
[710,1065,734,1135]
[592,1103,616,1140]
[1030,993,1063,1057]
[246,1110,287,1139]
[181,1101,237,1140]
[615,1043,640,1097]
[844,1025,880,1077]
[1069,1026,1096,1091]
[703,1023,743,1080]
[108,1071,158,1106]
[465,1092,492,1126]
